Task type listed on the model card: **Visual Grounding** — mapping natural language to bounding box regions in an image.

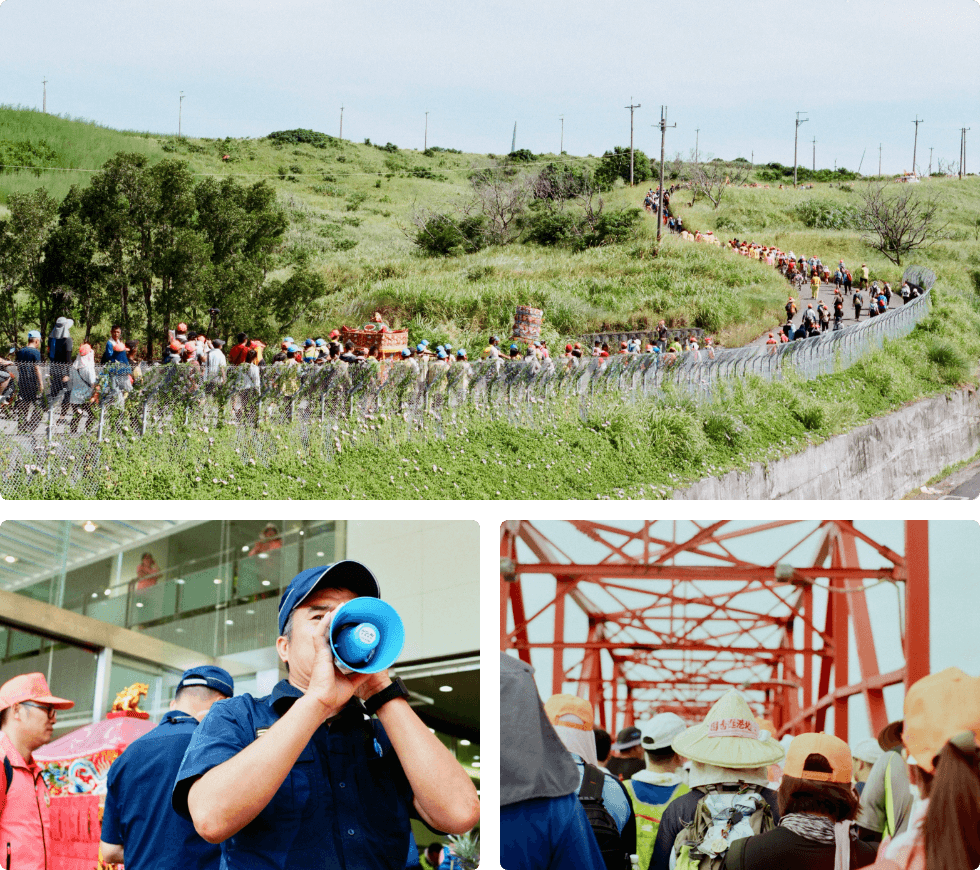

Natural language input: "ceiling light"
[474,755,479,761]
[175,628,184,633]
[91,593,98,599]
[104,589,111,596]
[258,553,268,560]
[213,578,222,585]
[261,580,271,587]
[174,579,185,585]
[316,552,325,557]
[438,685,453,693]
[246,609,255,615]
[135,602,143,608]
[428,728,435,733]
[2,555,15,564]
[298,531,304,536]
[460,739,471,746]
[83,521,97,533]
[225,620,234,626]
[472,762,480,769]
[241,545,249,552]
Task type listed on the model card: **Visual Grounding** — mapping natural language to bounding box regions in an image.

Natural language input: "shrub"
[583,207,643,247]
[795,199,860,230]
[523,209,578,246]
[595,147,651,188]
[413,213,486,256]
[925,338,969,384]
[508,149,535,163]
[267,129,337,148]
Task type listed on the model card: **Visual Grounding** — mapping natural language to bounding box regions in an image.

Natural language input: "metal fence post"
[97,405,106,441]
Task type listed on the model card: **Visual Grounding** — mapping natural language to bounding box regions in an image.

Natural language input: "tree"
[0,188,59,347]
[687,156,751,209]
[268,266,329,332]
[470,166,532,245]
[595,146,651,188]
[39,186,111,342]
[858,181,949,266]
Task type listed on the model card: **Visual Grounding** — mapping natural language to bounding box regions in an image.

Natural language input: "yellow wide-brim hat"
[672,689,786,769]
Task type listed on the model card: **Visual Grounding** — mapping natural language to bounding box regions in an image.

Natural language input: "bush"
[583,208,643,247]
[508,149,535,163]
[925,338,969,384]
[413,214,486,257]
[795,199,860,230]
[267,129,337,148]
[523,209,578,246]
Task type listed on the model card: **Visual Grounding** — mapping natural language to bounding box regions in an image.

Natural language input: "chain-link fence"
[0,267,935,498]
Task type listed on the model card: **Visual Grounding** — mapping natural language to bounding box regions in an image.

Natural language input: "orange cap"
[543,694,594,731]
[0,673,74,712]
[755,717,777,738]
[783,732,852,783]
[902,667,980,774]
[177,322,188,333]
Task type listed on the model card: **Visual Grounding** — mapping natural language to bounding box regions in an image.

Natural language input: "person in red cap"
[0,673,74,869]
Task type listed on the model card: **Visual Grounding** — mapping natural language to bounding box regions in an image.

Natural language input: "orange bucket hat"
[783,732,852,783]
[544,694,594,731]
[0,673,74,712]
[902,667,980,774]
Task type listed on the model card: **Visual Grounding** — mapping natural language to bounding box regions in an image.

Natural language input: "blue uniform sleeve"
[100,759,124,845]
[552,793,605,870]
[171,697,252,819]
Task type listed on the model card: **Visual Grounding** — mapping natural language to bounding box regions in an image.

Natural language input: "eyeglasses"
[20,701,56,719]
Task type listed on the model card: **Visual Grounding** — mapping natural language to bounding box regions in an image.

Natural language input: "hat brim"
[672,722,785,769]
[31,694,74,711]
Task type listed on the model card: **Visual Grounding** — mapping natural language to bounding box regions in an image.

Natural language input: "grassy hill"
[4,109,980,498]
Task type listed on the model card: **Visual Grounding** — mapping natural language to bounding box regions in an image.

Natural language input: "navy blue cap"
[176,665,234,697]
[277,560,380,636]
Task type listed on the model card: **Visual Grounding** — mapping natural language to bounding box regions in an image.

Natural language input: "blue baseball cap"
[176,665,234,697]
[304,338,314,347]
[315,339,325,347]
[456,349,466,358]
[401,348,411,357]
[277,561,380,636]
[418,339,429,347]
[437,349,447,359]
[27,330,41,340]
[416,343,426,353]
[283,336,295,345]
[288,345,300,354]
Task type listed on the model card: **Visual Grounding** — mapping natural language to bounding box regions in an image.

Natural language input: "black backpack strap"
[3,756,11,794]
[579,762,606,803]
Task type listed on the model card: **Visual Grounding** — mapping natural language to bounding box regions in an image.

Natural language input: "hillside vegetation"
[4,109,980,499]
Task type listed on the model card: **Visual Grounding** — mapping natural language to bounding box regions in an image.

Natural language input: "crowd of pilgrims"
[502,659,980,870]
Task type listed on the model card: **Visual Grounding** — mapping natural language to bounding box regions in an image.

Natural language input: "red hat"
[177,322,188,333]
[329,329,340,339]
[0,673,74,712]
[169,340,182,352]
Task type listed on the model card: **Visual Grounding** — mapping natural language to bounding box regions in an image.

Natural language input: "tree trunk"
[143,278,154,360]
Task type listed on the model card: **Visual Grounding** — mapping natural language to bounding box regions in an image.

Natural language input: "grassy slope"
[4,109,980,498]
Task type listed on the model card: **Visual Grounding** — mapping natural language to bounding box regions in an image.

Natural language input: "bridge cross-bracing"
[500,520,929,740]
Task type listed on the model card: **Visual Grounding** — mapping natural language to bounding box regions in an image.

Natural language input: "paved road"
[906,454,980,500]
[749,279,906,347]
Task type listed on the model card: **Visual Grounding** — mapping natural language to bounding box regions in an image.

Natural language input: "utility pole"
[625,100,641,186]
[559,115,564,154]
[656,105,676,244]
[695,128,700,163]
[178,91,185,138]
[793,111,808,187]
[928,147,933,177]
[879,144,882,177]
[812,136,816,172]
[962,128,970,179]
[424,111,428,151]
[339,105,344,141]
[42,78,47,113]
[912,116,923,176]
[511,123,517,154]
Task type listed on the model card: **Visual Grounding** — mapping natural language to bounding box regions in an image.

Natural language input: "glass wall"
[12,520,338,659]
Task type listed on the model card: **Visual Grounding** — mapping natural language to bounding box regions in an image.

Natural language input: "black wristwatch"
[363,677,409,716]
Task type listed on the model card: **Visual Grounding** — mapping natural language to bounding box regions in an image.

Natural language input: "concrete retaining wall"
[674,387,980,500]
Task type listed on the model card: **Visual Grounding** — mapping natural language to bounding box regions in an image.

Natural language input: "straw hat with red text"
[672,689,785,769]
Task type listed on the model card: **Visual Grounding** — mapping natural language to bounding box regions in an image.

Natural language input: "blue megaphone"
[328,597,405,674]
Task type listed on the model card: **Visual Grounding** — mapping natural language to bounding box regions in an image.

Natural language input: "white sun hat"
[672,689,786,769]
[641,712,688,751]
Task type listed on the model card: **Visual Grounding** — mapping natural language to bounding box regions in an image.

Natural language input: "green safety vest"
[625,779,690,870]
[883,754,896,838]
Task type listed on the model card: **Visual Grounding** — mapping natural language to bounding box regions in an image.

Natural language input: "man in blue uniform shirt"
[100,665,235,869]
[172,560,480,870]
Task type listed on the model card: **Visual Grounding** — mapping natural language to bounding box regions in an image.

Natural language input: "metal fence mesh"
[0,267,935,498]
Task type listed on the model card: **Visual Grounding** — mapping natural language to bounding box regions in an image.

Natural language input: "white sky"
[1,0,978,175]
[510,520,980,743]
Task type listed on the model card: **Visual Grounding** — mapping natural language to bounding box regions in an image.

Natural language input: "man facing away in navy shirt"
[171,561,480,870]
[100,665,235,870]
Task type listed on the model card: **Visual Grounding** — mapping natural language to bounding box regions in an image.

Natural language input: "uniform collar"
[0,731,35,769]
[161,709,198,725]
[270,679,366,723]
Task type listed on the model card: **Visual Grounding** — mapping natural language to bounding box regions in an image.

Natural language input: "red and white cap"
[0,673,74,712]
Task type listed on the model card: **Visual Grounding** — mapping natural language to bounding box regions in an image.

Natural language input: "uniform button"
[348,829,355,836]
[339,782,346,788]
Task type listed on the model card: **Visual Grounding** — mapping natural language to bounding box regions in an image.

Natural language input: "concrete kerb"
[673,386,980,500]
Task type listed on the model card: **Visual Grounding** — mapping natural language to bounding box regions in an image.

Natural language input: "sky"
[509,520,980,744]
[0,0,978,175]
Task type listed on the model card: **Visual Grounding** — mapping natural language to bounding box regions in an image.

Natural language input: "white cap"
[640,712,687,751]
[851,737,884,766]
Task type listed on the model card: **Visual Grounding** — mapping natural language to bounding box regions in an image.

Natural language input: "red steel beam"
[904,521,930,688]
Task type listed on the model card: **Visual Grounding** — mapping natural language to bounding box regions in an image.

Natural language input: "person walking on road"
[854,289,864,321]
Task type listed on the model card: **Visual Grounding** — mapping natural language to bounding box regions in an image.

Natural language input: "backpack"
[671,785,774,870]
[578,763,630,870]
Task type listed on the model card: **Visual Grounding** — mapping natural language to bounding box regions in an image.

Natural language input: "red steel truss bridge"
[500,520,930,740]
